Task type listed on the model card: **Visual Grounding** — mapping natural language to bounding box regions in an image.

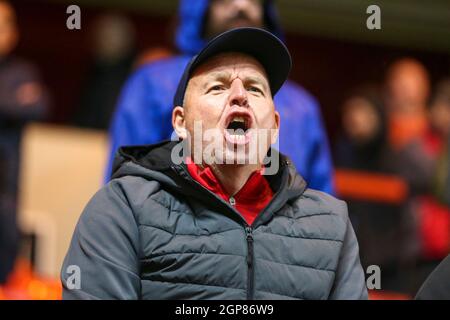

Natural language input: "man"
[384,58,430,149]
[73,13,136,130]
[385,59,441,293]
[61,28,367,300]
[0,0,48,284]
[106,0,334,194]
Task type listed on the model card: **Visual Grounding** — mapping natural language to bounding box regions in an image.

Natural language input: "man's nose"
[229,79,249,108]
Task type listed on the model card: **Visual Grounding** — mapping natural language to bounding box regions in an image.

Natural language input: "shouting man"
[61,28,367,300]
[106,0,334,195]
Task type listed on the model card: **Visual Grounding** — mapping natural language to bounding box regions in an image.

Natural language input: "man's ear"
[172,106,188,139]
[270,110,280,144]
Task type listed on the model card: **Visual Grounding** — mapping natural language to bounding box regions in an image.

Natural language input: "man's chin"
[221,145,262,166]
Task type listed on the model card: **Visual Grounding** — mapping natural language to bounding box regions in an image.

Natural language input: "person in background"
[73,13,136,130]
[382,58,435,199]
[415,253,450,299]
[0,0,48,284]
[429,79,450,205]
[335,86,388,172]
[414,78,450,286]
[106,0,334,194]
[384,59,445,293]
[384,58,430,150]
[334,86,419,294]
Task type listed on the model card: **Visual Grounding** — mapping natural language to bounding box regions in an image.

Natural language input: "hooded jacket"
[106,0,334,194]
[61,141,367,300]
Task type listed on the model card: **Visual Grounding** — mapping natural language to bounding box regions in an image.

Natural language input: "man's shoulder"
[290,188,349,223]
[73,174,168,235]
[106,174,164,207]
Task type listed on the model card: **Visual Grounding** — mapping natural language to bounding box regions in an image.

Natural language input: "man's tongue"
[224,129,248,144]
[227,116,247,132]
[224,115,251,144]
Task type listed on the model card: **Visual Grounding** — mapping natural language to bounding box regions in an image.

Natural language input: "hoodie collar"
[112,140,307,226]
[186,157,274,225]
[175,0,284,55]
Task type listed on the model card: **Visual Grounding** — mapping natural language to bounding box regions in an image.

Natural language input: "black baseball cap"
[173,27,292,107]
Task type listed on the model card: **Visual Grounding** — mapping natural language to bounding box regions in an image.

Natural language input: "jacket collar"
[112,140,307,227]
[175,0,284,55]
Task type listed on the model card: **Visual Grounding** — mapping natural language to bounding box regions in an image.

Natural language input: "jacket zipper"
[229,195,254,300]
[245,226,254,300]
[229,196,254,300]
[172,163,290,301]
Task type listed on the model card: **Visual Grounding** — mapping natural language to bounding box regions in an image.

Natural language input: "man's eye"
[209,85,225,92]
[248,86,262,94]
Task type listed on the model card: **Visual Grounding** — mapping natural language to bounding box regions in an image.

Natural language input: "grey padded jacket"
[61,141,368,300]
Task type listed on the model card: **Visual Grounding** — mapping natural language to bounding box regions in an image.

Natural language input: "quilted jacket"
[62,141,367,300]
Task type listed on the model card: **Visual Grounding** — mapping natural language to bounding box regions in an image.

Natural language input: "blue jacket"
[107,0,334,193]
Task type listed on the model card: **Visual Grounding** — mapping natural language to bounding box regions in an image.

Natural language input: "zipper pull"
[229,196,236,206]
[245,226,253,241]
[245,226,253,267]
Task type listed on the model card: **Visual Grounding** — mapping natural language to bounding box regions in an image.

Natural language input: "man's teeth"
[232,116,245,123]
[228,133,246,143]
[229,129,245,136]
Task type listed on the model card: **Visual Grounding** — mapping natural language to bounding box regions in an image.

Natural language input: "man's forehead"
[192,52,269,81]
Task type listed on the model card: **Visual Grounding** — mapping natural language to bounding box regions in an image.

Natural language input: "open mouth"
[224,114,252,145]
[226,116,249,134]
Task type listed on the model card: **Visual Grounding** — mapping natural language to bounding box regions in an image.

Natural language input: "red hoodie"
[186,158,273,226]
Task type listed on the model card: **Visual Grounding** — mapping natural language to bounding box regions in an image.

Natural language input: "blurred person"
[429,80,450,140]
[385,57,430,150]
[334,86,420,293]
[413,79,450,284]
[384,59,438,279]
[0,1,48,284]
[106,0,334,194]
[415,253,450,299]
[73,13,136,129]
[335,86,388,171]
[134,46,173,69]
[430,79,450,206]
[61,28,367,300]
[384,59,435,199]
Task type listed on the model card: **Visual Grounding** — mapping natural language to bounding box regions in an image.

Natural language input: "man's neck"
[209,163,261,196]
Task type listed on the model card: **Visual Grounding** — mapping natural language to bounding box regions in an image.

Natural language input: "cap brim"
[173,27,292,107]
[191,27,291,96]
